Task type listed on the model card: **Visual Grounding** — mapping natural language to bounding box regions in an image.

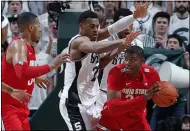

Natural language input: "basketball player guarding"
[98,8,144,110]
[1,12,71,130]
[59,2,150,130]
[1,15,32,103]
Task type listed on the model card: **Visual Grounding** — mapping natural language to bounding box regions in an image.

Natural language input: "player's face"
[81,18,99,41]
[30,18,41,43]
[124,53,143,77]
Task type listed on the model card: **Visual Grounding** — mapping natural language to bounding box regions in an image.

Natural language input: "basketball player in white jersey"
[59,3,150,130]
[98,9,144,110]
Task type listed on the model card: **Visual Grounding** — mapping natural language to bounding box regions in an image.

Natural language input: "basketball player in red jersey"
[1,15,33,104]
[97,46,162,130]
[1,12,71,130]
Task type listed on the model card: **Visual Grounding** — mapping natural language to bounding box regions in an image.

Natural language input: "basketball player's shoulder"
[142,64,158,74]
[71,36,90,48]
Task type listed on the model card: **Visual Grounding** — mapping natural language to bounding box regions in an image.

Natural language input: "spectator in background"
[103,15,114,28]
[133,1,162,48]
[38,14,57,58]
[93,4,104,28]
[153,12,170,49]
[7,1,23,16]
[150,34,188,131]
[7,15,19,43]
[166,34,183,50]
[181,115,190,131]
[28,1,44,16]
[103,1,117,18]
[169,1,189,48]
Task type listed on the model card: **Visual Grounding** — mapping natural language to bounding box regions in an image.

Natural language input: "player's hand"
[144,82,161,100]
[10,89,32,104]
[133,2,151,19]
[35,76,51,89]
[119,31,141,52]
[50,53,71,69]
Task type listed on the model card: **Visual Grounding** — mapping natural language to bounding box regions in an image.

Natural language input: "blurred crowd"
[1,1,190,131]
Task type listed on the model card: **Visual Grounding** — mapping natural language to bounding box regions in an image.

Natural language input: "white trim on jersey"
[59,97,73,130]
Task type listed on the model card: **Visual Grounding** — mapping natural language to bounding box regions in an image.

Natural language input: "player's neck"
[20,32,33,46]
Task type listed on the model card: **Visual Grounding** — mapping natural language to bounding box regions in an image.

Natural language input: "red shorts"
[2,105,30,131]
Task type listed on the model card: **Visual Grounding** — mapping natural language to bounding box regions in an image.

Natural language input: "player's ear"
[29,24,33,32]
[141,58,145,63]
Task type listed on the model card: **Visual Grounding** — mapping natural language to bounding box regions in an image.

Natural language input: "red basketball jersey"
[2,37,36,114]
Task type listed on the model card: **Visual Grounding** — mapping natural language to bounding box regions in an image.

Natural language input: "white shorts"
[59,97,101,131]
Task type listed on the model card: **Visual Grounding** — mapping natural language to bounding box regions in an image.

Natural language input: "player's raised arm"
[97,2,150,41]
[11,40,71,79]
[72,36,124,54]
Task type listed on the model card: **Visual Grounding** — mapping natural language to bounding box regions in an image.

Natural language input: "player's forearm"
[99,51,120,69]
[106,96,147,116]
[1,82,13,94]
[98,15,135,40]
[81,40,122,54]
[14,62,51,79]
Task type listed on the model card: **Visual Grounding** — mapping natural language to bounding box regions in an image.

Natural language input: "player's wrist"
[143,93,151,100]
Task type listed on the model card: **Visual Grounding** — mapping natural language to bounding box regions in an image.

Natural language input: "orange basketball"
[152,81,178,107]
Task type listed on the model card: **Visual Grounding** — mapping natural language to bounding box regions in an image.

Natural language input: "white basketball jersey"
[100,35,144,91]
[61,34,100,109]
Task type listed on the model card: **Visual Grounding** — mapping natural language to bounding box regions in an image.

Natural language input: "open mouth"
[13,9,18,13]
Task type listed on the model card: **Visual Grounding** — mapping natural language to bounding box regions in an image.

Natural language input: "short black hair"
[125,46,145,58]
[167,34,183,47]
[114,8,132,22]
[78,10,98,23]
[17,12,38,32]
[152,11,170,26]
[8,1,22,5]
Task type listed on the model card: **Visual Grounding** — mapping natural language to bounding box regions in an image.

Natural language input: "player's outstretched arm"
[72,36,124,54]
[99,31,140,69]
[97,2,150,41]
[11,40,71,79]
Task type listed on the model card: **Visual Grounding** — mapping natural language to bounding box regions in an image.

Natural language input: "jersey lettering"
[90,53,99,64]
[27,60,36,86]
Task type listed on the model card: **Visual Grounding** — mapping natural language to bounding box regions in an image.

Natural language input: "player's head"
[114,8,133,39]
[1,15,9,44]
[124,46,145,77]
[79,10,99,41]
[17,12,41,43]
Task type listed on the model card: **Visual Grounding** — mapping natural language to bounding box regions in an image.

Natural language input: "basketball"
[152,81,178,107]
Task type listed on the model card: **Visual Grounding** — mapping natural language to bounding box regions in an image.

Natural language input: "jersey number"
[74,122,82,131]
[125,94,134,100]
[28,78,35,86]
[91,66,99,82]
